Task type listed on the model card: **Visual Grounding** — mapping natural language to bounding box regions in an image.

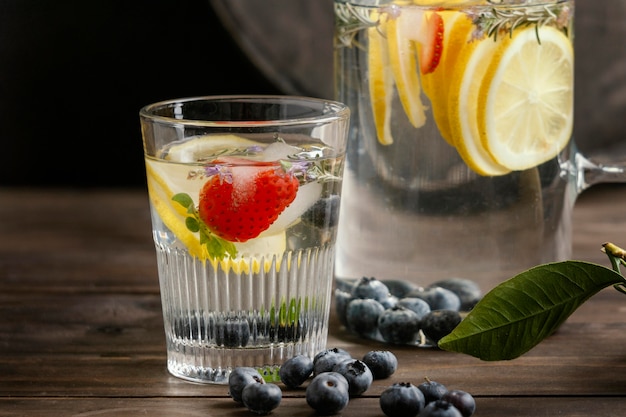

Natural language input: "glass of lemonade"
[140,96,349,384]
[334,0,625,290]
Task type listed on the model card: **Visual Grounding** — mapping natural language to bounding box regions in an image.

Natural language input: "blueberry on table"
[418,400,463,417]
[377,306,421,345]
[241,381,282,415]
[420,310,462,345]
[228,367,264,403]
[350,276,391,303]
[418,379,448,404]
[397,297,432,319]
[279,354,314,389]
[306,372,350,415]
[407,286,461,311]
[379,382,425,417]
[441,389,476,417]
[429,278,482,311]
[334,288,352,327]
[382,279,420,298]
[313,347,353,375]
[346,298,385,338]
[332,358,373,397]
[362,350,398,379]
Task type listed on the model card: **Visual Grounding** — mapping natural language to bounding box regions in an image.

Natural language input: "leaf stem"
[601,242,626,294]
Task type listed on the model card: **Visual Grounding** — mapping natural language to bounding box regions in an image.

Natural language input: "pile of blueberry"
[228,347,476,416]
[335,276,483,346]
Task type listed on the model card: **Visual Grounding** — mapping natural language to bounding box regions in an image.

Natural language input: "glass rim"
[139,95,350,128]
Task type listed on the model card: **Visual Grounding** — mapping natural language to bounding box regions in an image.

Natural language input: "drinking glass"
[334,0,626,291]
[140,95,349,383]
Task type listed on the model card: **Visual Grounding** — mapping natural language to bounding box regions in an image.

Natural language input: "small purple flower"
[204,164,233,184]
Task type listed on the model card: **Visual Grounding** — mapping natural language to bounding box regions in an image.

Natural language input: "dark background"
[1,0,625,188]
[0,0,281,188]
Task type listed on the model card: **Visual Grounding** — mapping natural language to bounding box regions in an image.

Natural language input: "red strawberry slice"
[198,157,299,243]
[419,11,444,74]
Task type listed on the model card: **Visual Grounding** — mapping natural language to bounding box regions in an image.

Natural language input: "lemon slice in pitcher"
[477,26,574,171]
[368,13,395,145]
[448,33,511,176]
[421,11,473,146]
[387,11,427,129]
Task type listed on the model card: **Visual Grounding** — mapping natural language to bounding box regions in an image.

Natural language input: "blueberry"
[350,276,391,303]
[313,347,352,375]
[379,382,425,417]
[418,379,448,404]
[397,297,432,319]
[380,294,399,309]
[302,195,341,228]
[241,380,282,415]
[305,372,350,415]
[420,310,462,345]
[335,277,356,292]
[279,354,314,389]
[441,390,476,417]
[429,278,482,311]
[407,286,461,311]
[377,306,421,345]
[346,298,385,338]
[382,279,420,298]
[362,350,398,379]
[418,400,463,417]
[334,288,352,327]
[332,358,373,397]
[215,316,250,347]
[228,367,264,403]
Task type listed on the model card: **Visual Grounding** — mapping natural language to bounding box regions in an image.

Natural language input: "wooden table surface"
[2,184,626,416]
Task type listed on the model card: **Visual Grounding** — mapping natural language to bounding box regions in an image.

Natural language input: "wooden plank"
[3,292,626,398]
[3,397,626,417]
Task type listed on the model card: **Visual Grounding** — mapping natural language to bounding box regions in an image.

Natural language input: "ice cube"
[262,180,323,236]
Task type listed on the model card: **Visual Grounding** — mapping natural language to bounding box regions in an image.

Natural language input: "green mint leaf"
[172,192,238,261]
[185,217,200,233]
[172,193,194,209]
[438,261,625,361]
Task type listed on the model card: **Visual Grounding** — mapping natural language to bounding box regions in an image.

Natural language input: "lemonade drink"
[334,0,575,287]
[140,96,349,384]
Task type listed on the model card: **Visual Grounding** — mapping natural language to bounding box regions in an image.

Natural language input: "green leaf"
[438,261,625,361]
[172,193,194,209]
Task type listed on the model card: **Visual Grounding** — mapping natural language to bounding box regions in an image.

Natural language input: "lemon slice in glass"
[448,33,511,176]
[477,26,574,171]
[387,10,427,129]
[368,13,395,145]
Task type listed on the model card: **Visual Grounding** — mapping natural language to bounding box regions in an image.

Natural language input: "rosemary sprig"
[334,2,378,48]
[334,1,573,48]
[469,2,572,42]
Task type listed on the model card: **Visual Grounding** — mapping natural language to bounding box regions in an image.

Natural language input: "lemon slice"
[164,134,259,162]
[387,10,427,128]
[368,14,395,145]
[421,12,473,145]
[477,26,574,171]
[448,33,511,176]
[146,135,288,271]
